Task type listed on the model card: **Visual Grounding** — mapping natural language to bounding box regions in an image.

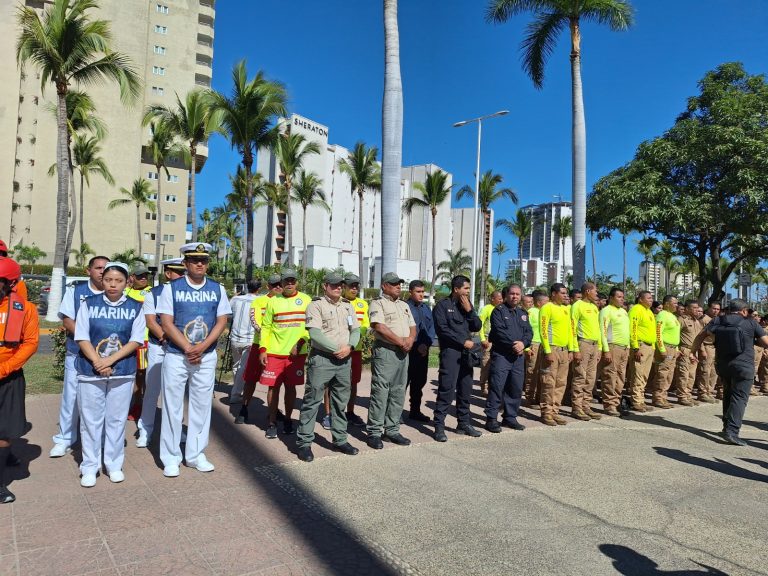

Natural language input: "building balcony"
[196,62,212,79]
[198,13,214,30]
[199,0,215,20]
[194,73,211,88]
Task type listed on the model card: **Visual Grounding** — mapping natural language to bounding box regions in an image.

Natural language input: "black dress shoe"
[383,433,411,446]
[502,419,526,431]
[456,423,482,437]
[0,485,15,504]
[722,432,747,446]
[234,405,248,425]
[485,419,502,433]
[409,411,430,422]
[297,446,314,462]
[367,436,383,450]
[434,426,447,443]
[334,442,359,455]
[6,452,21,467]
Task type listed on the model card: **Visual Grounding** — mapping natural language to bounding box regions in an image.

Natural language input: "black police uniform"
[433,297,482,426]
[406,298,436,415]
[485,302,533,422]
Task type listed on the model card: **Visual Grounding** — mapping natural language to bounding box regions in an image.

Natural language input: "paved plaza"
[2,368,768,576]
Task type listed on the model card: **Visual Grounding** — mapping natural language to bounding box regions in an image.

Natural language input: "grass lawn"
[39,319,63,330]
[24,353,62,395]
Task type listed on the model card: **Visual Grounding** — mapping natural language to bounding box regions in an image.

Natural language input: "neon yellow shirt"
[629,304,656,349]
[249,293,273,343]
[599,304,630,352]
[571,299,600,351]
[528,307,541,345]
[539,302,575,354]
[259,291,310,356]
[479,304,495,342]
[347,297,369,351]
[655,310,680,353]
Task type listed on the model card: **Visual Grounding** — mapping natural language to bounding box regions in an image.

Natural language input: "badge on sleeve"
[521,314,528,322]
[13,301,24,311]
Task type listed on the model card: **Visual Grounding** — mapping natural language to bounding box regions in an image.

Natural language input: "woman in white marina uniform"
[156,243,231,477]
[74,262,146,487]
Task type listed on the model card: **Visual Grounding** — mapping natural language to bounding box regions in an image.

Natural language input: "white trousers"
[77,375,133,476]
[138,341,165,438]
[53,353,79,446]
[230,342,251,398]
[160,350,217,467]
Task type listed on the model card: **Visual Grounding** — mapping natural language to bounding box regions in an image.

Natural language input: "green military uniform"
[297,280,360,448]
[367,274,416,439]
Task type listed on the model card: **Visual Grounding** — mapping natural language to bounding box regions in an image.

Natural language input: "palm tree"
[636,235,658,292]
[72,133,114,248]
[553,215,572,284]
[110,248,146,267]
[210,61,287,279]
[70,242,94,268]
[402,170,452,302]
[486,0,634,287]
[16,0,141,321]
[108,178,156,256]
[145,121,186,265]
[654,239,677,296]
[437,248,472,284]
[493,240,508,279]
[496,208,534,292]
[143,89,222,242]
[290,170,329,282]
[337,142,381,279]
[382,0,403,275]
[273,130,321,265]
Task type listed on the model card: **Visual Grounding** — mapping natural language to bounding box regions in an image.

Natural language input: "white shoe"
[186,454,214,473]
[108,470,125,483]
[163,464,180,478]
[136,432,149,448]
[49,443,70,458]
[80,474,97,488]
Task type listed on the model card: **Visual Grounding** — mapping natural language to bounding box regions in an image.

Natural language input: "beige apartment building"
[0,0,215,267]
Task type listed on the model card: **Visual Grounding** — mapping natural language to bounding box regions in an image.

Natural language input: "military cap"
[267,273,282,285]
[281,268,298,280]
[381,271,403,285]
[180,242,212,258]
[344,273,361,285]
[324,272,344,284]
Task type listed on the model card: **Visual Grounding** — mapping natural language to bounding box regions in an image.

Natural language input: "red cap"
[0,239,7,254]
[0,257,21,282]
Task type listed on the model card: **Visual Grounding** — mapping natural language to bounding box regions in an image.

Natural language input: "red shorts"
[351,350,362,385]
[242,348,264,385]
[260,354,307,387]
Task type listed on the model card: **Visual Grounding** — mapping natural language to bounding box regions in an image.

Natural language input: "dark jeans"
[434,348,474,426]
[407,349,429,412]
[717,363,753,436]
[485,352,524,421]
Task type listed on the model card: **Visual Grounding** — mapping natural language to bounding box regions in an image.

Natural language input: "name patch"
[175,290,219,303]
[89,307,137,320]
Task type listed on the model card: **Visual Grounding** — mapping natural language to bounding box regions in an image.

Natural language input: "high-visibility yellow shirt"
[249,293,273,342]
[259,291,310,356]
[629,304,656,349]
[599,304,630,352]
[539,302,575,353]
[655,310,680,353]
[528,306,541,345]
[571,299,600,351]
[125,287,151,303]
[346,297,369,351]
[479,304,495,342]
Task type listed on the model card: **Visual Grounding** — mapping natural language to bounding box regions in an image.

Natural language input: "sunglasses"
[186,257,209,264]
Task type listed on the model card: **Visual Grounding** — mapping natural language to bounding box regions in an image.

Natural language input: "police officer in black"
[690,298,768,445]
[432,275,482,442]
[485,284,533,433]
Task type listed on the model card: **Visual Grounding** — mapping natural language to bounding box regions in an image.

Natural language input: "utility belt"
[548,346,569,352]
[373,340,403,352]
[309,349,349,363]
[577,337,598,345]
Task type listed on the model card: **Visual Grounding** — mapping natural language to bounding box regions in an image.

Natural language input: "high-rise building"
[0,0,215,265]
[451,207,494,276]
[518,201,572,281]
[639,261,664,296]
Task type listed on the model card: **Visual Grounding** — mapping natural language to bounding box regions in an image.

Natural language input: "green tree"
[403,170,452,302]
[70,242,94,268]
[72,133,114,248]
[553,215,572,283]
[486,0,634,287]
[653,239,678,296]
[437,248,472,284]
[210,61,287,279]
[16,0,141,320]
[110,248,145,267]
[496,208,533,291]
[635,236,658,293]
[492,240,508,279]
[290,170,329,282]
[144,89,222,242]
[12,242,47,273]
[108,178,156,256]
[337,142,381,280]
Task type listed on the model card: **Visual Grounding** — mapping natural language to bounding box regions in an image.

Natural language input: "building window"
[163,214,176,222]
[153,45,166,55]
[148,193,158,200]
[165,194,177,203]
[163,234,175,242]
[143,253,154,261]
[166,174,179,183]
[152,66,165,76]
[144,232,156,240]
[151,86,164,96]
[154,25,168,34]
[147,172,158,181]
[156,4,169,14]
[145,212,157,220]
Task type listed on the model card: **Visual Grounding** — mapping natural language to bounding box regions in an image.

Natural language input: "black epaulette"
[312,296,321,301]
[341,298,350,303]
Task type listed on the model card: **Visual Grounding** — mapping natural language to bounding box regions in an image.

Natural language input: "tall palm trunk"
[479,210,489,305]
[302,205,308,284]
[47,87,71,322]
[622,234,627,290]
[189,142,198,242]
[79,171,85,249]
[381,0,403,276]
[64,162,76,269]
[518,242,524,291]
[561,238,567,283]
[284,176,293,266]
[570,18,587,288]
[358,189,364,279]
[154,167,163,265]
[590,230,597,283]
[135,203,142,255]
[430,208,437,304]
[244,158,254,279]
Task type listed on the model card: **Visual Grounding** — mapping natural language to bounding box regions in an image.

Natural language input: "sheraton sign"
[293,116,328,138]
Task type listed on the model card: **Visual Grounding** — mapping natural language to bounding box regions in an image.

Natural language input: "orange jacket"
[0,291,39,379]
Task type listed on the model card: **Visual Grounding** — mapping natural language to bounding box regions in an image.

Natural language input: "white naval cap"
[161,257,185,271]
[179,243,212,258]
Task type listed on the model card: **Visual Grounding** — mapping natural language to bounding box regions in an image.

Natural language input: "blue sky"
[197,0,768,281]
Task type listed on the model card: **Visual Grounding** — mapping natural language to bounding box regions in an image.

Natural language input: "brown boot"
[553,415,568,425]
[631,403,650,412]
[585,409,602,420]
[652,400,672,409]
[604,407,620,417]
[541,415,558,426]
[699,395,717,404]
[571,410,591,421]
[679,399,694,406]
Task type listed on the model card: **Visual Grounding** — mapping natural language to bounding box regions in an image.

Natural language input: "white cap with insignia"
[180,243,212,258]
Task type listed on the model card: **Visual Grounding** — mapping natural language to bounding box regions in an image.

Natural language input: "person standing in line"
[598,287,630,416]
[697,301,721,400]
[652,295,681,408]
[538,283,575,426]
[432,275,483,442]
[157,243,231,477]
[235,274,282,424]
[478,291,503,397]
[0,258,39,503]
[74,263,145,487]
[675,300,705,407]
[484,284,532,433]
[50,255,108,458]
[523,291,547,407]
[258,269,310,439]
[228,279,261,403]
[570,282,602,420]
[628,290,657,412]
[125,264,152,422]
[136,258,185,448]
[366,272,416,449]
[296,272,361,462]
[406,280,435,421]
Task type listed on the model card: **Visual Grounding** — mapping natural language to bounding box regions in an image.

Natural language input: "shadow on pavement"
[599,544,728,575]
[624,413,726,444]
[742,419,768,432]
[654,447,768,483]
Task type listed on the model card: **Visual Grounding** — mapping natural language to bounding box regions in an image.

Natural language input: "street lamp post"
[454,109,509,306]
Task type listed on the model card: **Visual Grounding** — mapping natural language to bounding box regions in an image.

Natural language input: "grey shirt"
[706,314,766,371]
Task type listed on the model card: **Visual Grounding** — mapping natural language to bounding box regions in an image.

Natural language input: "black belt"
[549,346,569,352]
[373,340,402,352]
[309,349,349,362]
